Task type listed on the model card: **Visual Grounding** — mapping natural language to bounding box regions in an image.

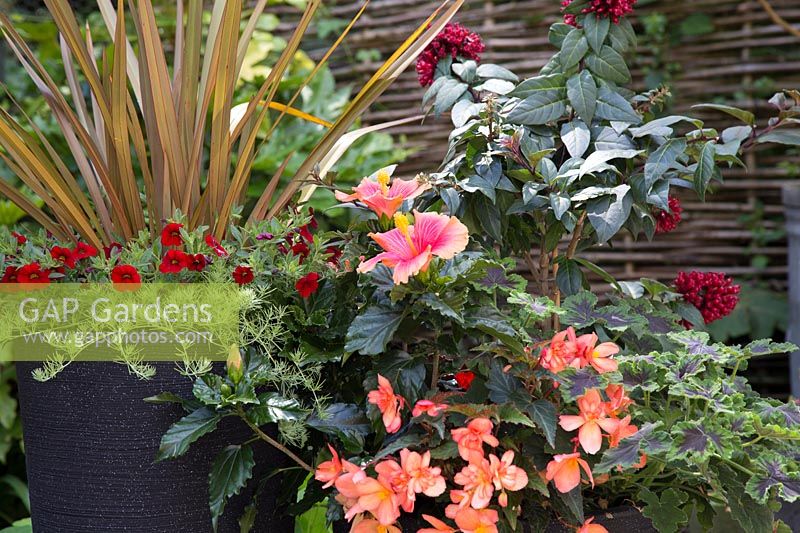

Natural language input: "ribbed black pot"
[16,362,292,533]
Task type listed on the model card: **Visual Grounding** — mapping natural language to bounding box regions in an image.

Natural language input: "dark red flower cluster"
[655,196,683,234]
[674,271,740,324]
[415,23,485,87]
[561,0,636,26]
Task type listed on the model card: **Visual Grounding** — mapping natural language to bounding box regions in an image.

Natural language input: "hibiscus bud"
[226,345,243,384]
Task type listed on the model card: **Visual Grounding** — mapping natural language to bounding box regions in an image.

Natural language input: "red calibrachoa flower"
[11,232,26,245]
[1,266,19,283]
[562,0,636,26]
[17,263,50,284]
[159,250,189,274]
[104,242,123,260]
[73,242,98,260]
[51,246,77,269]
[674,271,740,324]
[110,264,142,290]
[655,196,683,234]
[295,272,320,299]
[161,222,184,247]
[415,23,485,87]
[454,370,475,391]
[187,254,207,272]
[205,235,228,257]
[232,265,254,286]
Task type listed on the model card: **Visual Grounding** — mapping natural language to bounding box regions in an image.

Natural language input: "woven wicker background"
[278,0,800,288]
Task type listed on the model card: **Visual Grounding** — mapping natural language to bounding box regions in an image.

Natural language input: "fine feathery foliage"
[0,0,464,247]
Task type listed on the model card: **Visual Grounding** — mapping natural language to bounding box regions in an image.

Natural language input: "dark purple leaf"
[677,424,722,455]
[559,368,602,398]
[667,356,704,382]
[561,291,599,329]
[595,423,666,472]
[479,267,515,289]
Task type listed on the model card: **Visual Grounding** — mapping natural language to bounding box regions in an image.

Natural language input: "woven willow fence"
[278,0,800,288]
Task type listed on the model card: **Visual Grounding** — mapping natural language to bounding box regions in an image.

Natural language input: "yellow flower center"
[393,213,418,254]
[376,169,391,194]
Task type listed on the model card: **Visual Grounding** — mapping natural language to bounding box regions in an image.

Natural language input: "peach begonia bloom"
[604,384,633,416]
[540,327,579,373]
[350,516,402,533]
[453,507,500,533]
[357,211,469,285]
[419,514,457,533]
[572,332,619,374]
[576,517,609,533]
[315,444,346,488]
[335,166,430,220]
[558,389,620,455]
[367,374,405,434]
[545,452,594,493]
[489,450,529,507]
[348,475,402,526]
[445,489,472,519]
[454,457,495,509]
[606,415,638,448]
[412,399,449,418]
[451,418,500,462]
[374,449,445,513]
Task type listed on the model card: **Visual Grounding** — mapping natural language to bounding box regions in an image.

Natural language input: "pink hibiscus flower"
[335,167,430,220]
[357,211,469,284]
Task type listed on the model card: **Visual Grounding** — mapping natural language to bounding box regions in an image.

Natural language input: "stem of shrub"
[237,407,314,473]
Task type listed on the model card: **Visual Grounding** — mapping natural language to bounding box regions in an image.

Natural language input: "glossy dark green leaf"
[345,304,406,355]
[644,138,687,189]
[308,403,370,453]
[584,15,610,52]
[208,444,255,531]
[247,392,306,426]
[560,119,591,158]
[694,141,716,200]
[527,399,558,448]
[556,258,585,297]
[505,91,566,125]
[559,29,589,69]
[566,71,597,125]
[156,407,220,462]
[585,46,630,84]
[586,185,632,243]
[595,85,641,124]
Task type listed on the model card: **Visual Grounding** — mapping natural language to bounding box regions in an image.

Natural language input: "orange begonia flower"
[545,452,594,493]
[367,374,405,434]
[558,389,620,455]
[451,418,500,462]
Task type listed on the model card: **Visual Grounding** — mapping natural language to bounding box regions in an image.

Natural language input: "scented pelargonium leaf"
[714,461,775,533]
[744,339,797,357]
[506,292,561,321]
[672,422,724,459]
[619,360,662,392]
[595,422,669,473]
[745,457,800,503]
[638,488,689,533]
[759,401,800,427]
[555,367,604,401]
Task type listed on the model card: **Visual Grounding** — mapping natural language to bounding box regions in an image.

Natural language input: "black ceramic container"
[16,362,291,533]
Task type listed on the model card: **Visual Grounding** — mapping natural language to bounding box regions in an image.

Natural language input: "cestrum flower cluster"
[561,0,637,26]
[415,22,485,87]
[674,271,741,324]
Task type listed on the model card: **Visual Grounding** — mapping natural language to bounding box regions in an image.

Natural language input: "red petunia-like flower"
[11,232,26,245]
[73,242,98,260]
[291,242,310,262]
[104,242,123,260]
[161,222,184,247]
[562,0,636,26]
[1,266,19,283]
[232,265,254,286]
[110,264,141,290]
[187,254,207,272]
[415,23,485,87]
[295,272,320,298]
[159,250,189,274]
[455,370,476,390]
[655,196,683,234]
[674,271,740,324]
[205,235,228,257]
[51,246,77,269]
[17,263,50,284]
